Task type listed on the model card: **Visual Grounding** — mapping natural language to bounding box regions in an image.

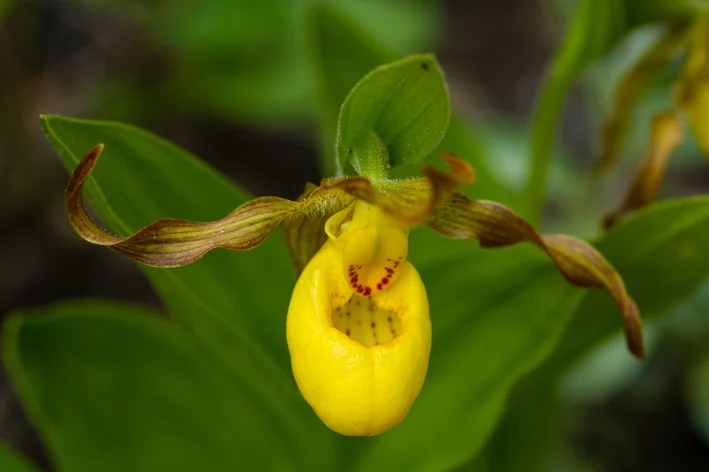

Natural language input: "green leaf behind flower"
[0,442,38,472]
[40,116,335,467]
[2,301,333,472]
[474,195,709,472]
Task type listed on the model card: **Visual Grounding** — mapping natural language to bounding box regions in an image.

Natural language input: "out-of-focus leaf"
[624,0,704,26]
[527,0,626,220]
[471,371,564,472]
[527,0,696,222]
[0,442,38,472]
[336,54,450,173]
[603,111,683,229]
[2,301,334,471]
[595,23,688,172]
[471,195,709,472]
[40,116,335,462]
[687,353,709,444]
[164,0,312,124]
[0,0,14,19]
[333,0,441,55]
[676,15,709,159]
[307,3,391,177]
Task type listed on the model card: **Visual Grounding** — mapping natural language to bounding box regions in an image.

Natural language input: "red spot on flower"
[363,287,371,296]
[377,283,383,290]
[385,267,394,274]
[381,278,389,285]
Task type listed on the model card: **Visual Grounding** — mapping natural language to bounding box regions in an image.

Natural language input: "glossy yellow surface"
[287,203,430,436]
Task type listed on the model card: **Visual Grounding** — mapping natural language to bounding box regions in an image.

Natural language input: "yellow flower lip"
[328,202,409,297]
[287,203,430,436]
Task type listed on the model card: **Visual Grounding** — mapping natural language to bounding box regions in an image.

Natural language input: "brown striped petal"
[66,144,352,268]
[428,193,644,359]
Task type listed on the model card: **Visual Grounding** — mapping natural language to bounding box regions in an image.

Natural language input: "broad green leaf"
[336,54,450,173]
[472,195,709,472]
[0,442,38,472]
[471,372,564,472]
[40,116,334,461]
[2,301,334,471]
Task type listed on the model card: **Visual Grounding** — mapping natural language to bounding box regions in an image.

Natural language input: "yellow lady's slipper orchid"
[287,201,430,436]
[62,145,644,438]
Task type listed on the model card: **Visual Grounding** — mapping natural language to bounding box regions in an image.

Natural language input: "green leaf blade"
[336,54,450,173]
[0,442,39,472]
[2,301,334,472]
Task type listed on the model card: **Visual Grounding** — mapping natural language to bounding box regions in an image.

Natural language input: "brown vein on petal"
[429,194,644,359]
[65,144,346,268]
[322,153,475,226]
[602,111,683,230]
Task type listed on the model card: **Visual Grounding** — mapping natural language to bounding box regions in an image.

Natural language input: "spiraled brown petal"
[603,111,683,230]
[283,183,354,275]
[321,153,475,226]
[428,193,644,359]
[66,144,350,268]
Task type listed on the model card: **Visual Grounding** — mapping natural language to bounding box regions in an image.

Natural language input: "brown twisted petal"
[321,153,475,226]
[428,194,644,359]
[65,144,352,268]
[603,111,683,230]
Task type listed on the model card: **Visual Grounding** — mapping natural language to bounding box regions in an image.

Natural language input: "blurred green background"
[1,0,709,471]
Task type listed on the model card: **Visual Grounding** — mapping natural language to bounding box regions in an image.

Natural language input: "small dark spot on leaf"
[421,62,430,71]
